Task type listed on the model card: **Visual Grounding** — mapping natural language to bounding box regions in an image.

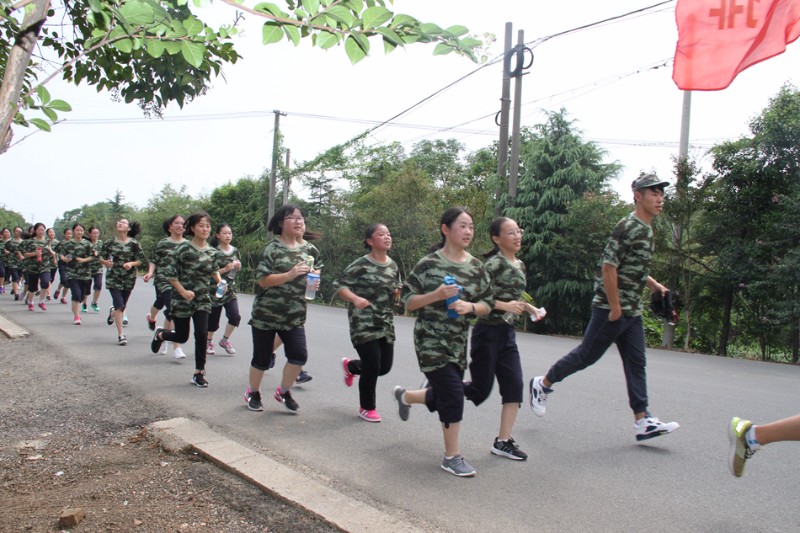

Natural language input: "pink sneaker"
[27,303,34,312]
[60,297,67,304]
[341,358,355,387]
[219,338,236,355]
[359,408,381,423]
[74,315,81,325]
[38,302,47,311]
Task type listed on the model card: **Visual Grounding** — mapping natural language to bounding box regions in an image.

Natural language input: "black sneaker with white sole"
[191,373,209,387]
[635,414,680,441]
[491,437,528,461]
[273,387,299,412]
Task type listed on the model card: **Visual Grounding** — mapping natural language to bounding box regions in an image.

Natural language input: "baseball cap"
[631,174,670,192]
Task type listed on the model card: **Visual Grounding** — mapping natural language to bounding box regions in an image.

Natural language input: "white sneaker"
[529,376,551,417]
[635,414,680,441]
[159,341,169,355]
[173,346,186,359]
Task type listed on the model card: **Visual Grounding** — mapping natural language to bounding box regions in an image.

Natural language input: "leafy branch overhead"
[0,0,483,153]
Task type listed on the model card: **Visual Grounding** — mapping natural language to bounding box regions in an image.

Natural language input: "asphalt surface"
[2,284,800,532]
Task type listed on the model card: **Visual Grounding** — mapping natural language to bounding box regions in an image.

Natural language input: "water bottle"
[305,272,320,300]
[443,275,461,318]
[215,280,227,298]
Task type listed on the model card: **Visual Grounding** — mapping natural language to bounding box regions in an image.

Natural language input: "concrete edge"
[149,417,425,533]
[0,314,30,339]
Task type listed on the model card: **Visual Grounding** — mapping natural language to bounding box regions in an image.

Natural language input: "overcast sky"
[2,0,799,225]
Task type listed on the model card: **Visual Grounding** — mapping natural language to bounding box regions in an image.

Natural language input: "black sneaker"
[244,388,263,411]
[296,370,313,384]
[491,437,528,461]
[274,387,299,413]
[192,373,209,387]
[118,335,127,346]
[106,306,115,325]
[150,327,164,354]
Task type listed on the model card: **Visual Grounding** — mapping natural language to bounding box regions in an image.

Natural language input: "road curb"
[0,313,29,339]
[149,417,424,533]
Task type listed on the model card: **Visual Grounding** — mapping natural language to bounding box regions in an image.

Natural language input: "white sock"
[745,426,761,450]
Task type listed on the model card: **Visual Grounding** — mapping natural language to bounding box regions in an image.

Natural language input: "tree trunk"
[717,286,734,356]
[0,0,51,154]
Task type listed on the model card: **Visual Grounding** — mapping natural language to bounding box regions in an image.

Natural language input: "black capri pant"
[251,325,308,370]
[208,299,241,332]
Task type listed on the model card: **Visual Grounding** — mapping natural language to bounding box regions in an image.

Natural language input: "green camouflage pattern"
[19,238,52,275]
[161,241,222,318]
[150,238,185,293]
[210,246,241,306]
[46,238,59,268]
[401,250,493,372]
[249,239,320,331]
[478,253,528,326]
[61,239,94,280]
[592,212,654,316]
[101,238,147,291]
[333,255,400,346]
[3,239,21,269]
[88,240,103,274]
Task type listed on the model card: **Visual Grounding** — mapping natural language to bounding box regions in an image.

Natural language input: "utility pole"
[495,23,513,217]
[282,148,291,205]
[268,109,286,225]
[508,28,526,199]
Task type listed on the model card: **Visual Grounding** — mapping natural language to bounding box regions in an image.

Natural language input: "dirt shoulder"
[0,333,340,533]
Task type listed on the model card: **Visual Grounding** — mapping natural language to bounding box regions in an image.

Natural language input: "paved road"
[3,285,800,532]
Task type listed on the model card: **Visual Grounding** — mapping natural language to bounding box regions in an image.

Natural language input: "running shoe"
[150,328,164,354]
[27,303,34,312]
[192,372,209,387]
[46,294,51,301]
[359,408,381,423]
[173,346,186,359]
[73,315,81,325]
[634,414,680,441]
[244,388,264,411]
[529,376,551,417]
[38,302,47,311]
[159,342,169,356]
[729,417,756,477]
[441,454,476,477]
[393,386,410,421]
[219,338,236,355]
[118,335,127,346]
[106,306,114,325]
[91,303,100,313]
[81,303,87,313]
[296,370,313,384]
[122,314,129,326]
[206,341,215,355]
[341,358,355,387]
[491,437,528,461]
[60,297,67,304]
[274,387,300,413]
[146,315,156,331]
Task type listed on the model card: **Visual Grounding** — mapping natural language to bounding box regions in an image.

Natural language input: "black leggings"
[208,299,241,332]
[347,338,394,411]
[25,271,51,293]
[163,311,209,371]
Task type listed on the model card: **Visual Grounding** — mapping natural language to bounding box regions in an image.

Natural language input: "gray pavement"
[3,284,800,532]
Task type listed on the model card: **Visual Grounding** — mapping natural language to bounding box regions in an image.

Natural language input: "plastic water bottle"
[443,275,461,318]
[215,280,227,298]
[305,272,320,300]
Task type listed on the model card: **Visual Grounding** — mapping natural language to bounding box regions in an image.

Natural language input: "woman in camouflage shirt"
[84,226,104,313]
[206,223,242,356]
[4,226,24,300]
[393,207,493,478]
[59,223,94,325]
[19,223,53,311]
[0,227,9,294]
[52,227,73,304]
[243,205,319,413]
[334,223,401,423]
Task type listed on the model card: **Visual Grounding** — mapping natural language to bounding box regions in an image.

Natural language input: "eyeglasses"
[284,216,305,222]
[505,229,524,236]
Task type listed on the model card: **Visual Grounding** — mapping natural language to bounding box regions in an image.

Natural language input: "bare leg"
[498,402,519,441]
[755,415,800,446]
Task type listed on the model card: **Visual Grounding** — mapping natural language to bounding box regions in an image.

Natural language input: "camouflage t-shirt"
[333,254,400,347]
[211,245,241,306]
[88,240,103,275]
[4,239,22,270]
[19,238,52,275]
[478,253,527,326]
[592,212,654,316]
[151,238,186,293]
[61,239,94,281]
[101,238,147,291]
[47,238,59,268]
[401,250,493,372]
[249,239,320,331]
[161,241,222,318]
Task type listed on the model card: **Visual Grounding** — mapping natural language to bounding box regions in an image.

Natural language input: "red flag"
[673,0,800,91]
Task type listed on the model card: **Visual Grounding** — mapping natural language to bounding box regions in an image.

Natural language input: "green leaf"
[419,23,443,35]
[343,0,362,12]
[183,16,204,37]
[344,34,368,64]
[383,38,397,54]
[164,41,182,54]
[119,0,155,26]
[146,39,166,58]
[29,118,51,132]
[391,14,418,28]
[262,22,284,44]
[445,25,469,37]
[433,43,453,56]
[42,107,58,122]
[283,25,301,46]
[112,38,134,54]
[374,26,402,46]
[181,41,205,68]
[36,85,51,105]
[48,100,72,112]
[300,0,320,16]
[315,30,339,49]
[170,20,188,37]
[254,2,283,16]
[324,5,355,28]
[361,6,391,29]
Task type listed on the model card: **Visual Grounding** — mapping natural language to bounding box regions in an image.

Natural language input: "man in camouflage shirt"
[529,174,680,442]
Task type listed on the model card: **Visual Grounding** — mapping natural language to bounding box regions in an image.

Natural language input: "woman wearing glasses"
[244,205,319,414]
[100,219,146,345]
